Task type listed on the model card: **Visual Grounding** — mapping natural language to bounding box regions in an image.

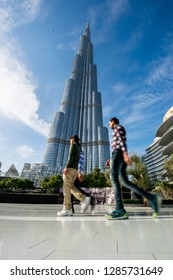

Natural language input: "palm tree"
[127,153,152,190]
[164,155,173,181]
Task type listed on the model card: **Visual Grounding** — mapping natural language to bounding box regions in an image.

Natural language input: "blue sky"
[0,0,173,174]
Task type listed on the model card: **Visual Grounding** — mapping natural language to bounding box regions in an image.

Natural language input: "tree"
[152,156,173,199]
[164,155,173,181]
[154,180,173,199]
[127,153,152,190]
[0,178,35,192]
[85,168,110,189]
[41,175,63,193]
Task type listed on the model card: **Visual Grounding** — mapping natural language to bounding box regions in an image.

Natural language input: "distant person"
[57,135,90,216]
[105,117,162,220]
[71,150,96,213]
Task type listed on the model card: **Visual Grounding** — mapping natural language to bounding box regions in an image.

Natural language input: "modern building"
[144,106,173,182]
[156,106,173,156]
[20,163,31,178]
[43,22,110,174]
[144,138,168,183]
[20,163,50,187]
[5,164,19,178]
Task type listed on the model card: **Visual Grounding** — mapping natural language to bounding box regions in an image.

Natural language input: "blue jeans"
[110,150,154,210]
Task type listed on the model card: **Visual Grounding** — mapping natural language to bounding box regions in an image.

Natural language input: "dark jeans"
[110,149,154,210]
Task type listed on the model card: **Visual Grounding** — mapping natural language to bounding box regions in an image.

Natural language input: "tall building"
[43,22,110,174]
[5,164,19,178]
[20,163,31,178]
[144,106,173,182]
[144,138,167,183]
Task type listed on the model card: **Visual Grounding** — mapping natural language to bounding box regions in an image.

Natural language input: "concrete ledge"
[0,192,173,205]
[0,192,60,204]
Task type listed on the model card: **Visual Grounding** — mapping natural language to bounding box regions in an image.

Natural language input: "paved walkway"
[0,203,173,260]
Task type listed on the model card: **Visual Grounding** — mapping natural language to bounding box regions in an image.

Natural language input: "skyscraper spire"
[83,21,90,38]
[43,23,110,174]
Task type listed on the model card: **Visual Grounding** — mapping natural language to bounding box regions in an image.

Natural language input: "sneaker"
[57,209,73,216]
[150,194,162,218]
[105,209,128,220]
[111,208,127,215]
[81,197,91,212]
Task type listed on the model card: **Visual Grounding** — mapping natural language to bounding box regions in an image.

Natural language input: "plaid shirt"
[112,124,127,152]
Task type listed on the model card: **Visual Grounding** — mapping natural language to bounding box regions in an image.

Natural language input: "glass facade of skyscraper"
[43,22,110,174]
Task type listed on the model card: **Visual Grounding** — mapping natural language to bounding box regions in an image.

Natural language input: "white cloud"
[122,89,172,126]
[0,0,43,32]
[103,104,114,118]
[146,33,173,87]
[56,43,64,50]
[120,38,173,127]
[104,46,173,130]
[0,0,49,136]
[56,41,78,53]
[121,26,144,53]
[123,112,145,125]
[131,93,162,111]
[147,54,173,85]
[87,0,130,44]
[0,39,49,136]
[112,82,128,93]
[106,0,130,22]
[16,145,35,158]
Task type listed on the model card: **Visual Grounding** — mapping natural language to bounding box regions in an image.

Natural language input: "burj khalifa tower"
[43,22,110,174]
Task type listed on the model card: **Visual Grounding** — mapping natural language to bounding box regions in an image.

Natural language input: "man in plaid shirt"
[112,123,127,153]
[105,117,162,220]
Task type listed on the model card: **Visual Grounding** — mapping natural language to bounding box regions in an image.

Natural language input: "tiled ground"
[0,203,173,260]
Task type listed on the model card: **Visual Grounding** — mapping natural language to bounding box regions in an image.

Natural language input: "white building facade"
[144,106,173,183]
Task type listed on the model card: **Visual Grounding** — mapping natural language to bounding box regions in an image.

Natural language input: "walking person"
[71,150,96,213]
[105,117,162,220]
[57,135,90,216]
